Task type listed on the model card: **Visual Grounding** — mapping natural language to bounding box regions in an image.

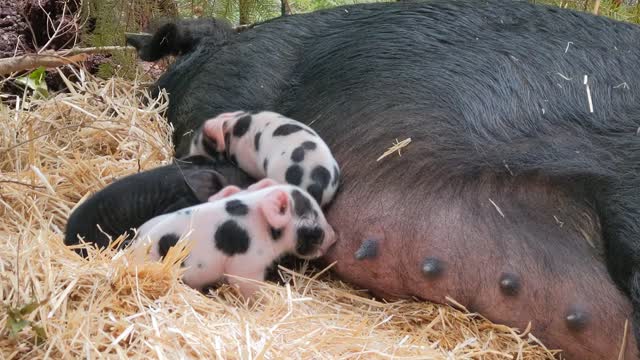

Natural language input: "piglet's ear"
[259,189,292,229]
[208,185,242,202]
[247,178,280,192]
[202,117,228,152]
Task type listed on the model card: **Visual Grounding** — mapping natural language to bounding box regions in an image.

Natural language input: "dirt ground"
[0,0,29,58]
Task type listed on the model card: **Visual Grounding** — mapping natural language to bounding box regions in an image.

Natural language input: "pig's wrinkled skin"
[116,1,640,358]
[131,179,336,297]
[189,111,341,206]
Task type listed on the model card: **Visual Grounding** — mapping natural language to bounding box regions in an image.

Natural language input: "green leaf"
[19,300,42,316]
[15,66,50,99]
[7,316,29,336]
[4,299,47,343]
[28,66,47,84]
[32,324,48,344]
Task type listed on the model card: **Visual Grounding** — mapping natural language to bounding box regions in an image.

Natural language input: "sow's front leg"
[323,153,637,359]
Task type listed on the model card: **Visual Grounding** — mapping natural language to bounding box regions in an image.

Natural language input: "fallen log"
[0,46,133,76]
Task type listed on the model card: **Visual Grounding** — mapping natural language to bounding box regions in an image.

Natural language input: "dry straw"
[0,67,557,359]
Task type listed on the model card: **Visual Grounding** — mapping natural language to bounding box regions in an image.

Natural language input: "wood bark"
[281,0,292,16]
[0,46,132,75]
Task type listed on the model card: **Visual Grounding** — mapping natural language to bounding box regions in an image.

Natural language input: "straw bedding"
[0,69,558,359]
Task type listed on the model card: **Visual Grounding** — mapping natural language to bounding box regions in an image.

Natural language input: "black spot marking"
[301,141,317,150]
[263,158,269,172]
[229,154,238,165]
[565,307,589,331]
[214,220,250,256]
[354,239,378,260]
[273,123,304,136]
[202,134,218,158]
[224,132,231,150]
[291,189,313,217]
[291,146,305,162]
[421,257,443,279]
[499,272,520,296]
[311,166,331,188]
[233,115,252,137]
[285,165,304,186]
[307,184,324,205]
[270,227,283,241]
[158,233,179,259]
[225,199,249,216]
[295,226,324,256]
[254,132,262,151]
[332,165,340,186]
[197,263,204,268]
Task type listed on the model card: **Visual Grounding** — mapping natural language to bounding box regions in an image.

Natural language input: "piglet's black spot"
[291,146,305,163]
[229,154,238,165]
[307,184,324,205]
[263,158,269,172]
[295,226,324,256]
[301,141,317,150]
[214,220,250,256]
[291,189,313,217]
[158,233,180,259]
[224,133,231,150]
[254,132,262,151]
[421,257,444,279]
[270,227,283,241]
[311,166,331,189]
[273,123,304,136]
[499,272,520,296]
[233,115,252,137]
[225,199,249,216]
[285,165,304,186]
[202,134,218,158]
[354,238,378,260]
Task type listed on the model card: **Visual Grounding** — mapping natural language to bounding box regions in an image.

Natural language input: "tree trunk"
[239,0,250,25]
[281,0,292,16]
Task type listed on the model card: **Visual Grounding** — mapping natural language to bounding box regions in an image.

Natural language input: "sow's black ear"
[125,22,179,62]
[126,18,235,62]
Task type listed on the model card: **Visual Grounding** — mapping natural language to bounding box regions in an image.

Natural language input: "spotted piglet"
[130,178,336,297]
[189,111,340,206]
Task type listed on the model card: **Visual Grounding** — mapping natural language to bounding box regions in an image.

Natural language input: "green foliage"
[4,299,48,345]
[15,67,50,99]
[81,0,640,80]
[535,0,640,23]
[83,0,167,79]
